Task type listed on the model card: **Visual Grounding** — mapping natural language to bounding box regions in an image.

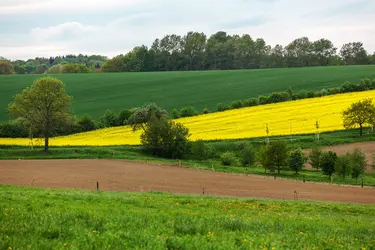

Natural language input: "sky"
[1,0,374,60]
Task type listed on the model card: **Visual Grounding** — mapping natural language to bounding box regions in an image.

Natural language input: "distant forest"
[1,31,375,74]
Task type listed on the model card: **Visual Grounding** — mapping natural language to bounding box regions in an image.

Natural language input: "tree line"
[1,31,375,75]
[0,55,108,75]
[100,32,375,72]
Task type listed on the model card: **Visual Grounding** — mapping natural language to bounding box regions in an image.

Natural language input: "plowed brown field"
[1,159,375,204]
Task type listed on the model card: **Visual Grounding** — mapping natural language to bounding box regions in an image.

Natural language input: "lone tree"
[342,98,375,136]
[127,103,168,132]
[288,148,307,174]
[8,77,72,152]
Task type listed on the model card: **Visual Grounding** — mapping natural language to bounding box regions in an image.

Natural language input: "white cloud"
[0,0,140,14]
[1,0,375,60]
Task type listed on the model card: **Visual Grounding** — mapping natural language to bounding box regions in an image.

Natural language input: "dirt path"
[1,159,375,204]
[304,141,375,171]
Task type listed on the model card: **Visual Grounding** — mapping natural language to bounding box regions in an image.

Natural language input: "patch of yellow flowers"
[1,90,375,146]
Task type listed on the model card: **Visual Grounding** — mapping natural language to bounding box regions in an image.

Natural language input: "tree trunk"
[278,166,280,175]
[44,137,49,153]
[360,124,363,136]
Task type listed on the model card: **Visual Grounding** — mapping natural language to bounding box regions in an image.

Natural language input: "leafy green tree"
[309,147,323,170]
[267,141,289,175]
[287,148,307,174]
[348,148,367,181]
[321,151,338,179]
[128,103,169,132]
[140,115,191,159]
[241,145,256,167]
[340,42,368,65]
[342,98,375,136]
[8,77,72,152]
[334,154,352,180]
[0,61,14,74]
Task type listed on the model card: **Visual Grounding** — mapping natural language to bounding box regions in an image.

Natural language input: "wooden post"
[96,181,99,191]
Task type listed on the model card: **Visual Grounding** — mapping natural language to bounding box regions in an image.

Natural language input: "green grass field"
[1,65,374,122]
[1,185,374,249]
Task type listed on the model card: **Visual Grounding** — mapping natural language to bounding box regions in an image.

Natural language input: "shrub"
[241,145,256,167]
[140,116,191,159]
[359,78,373,91]
[258,95,268,104]
[118,109,133,125]
[77,114,97,132]
[217,103,230,112]
[191,140,213,160]
[243,98,259,107]
[0,119,28,138]
[231,100,244,109]
[340,81,360,93]
[100,109,119,127]
[171,109,180,119]
[306,91,315,98]
[294,90,308,100]
[266,92,290,104]
[180,106,198,118]
[327,87,341,95]
[220,152,237,166]
[202,108,210,114]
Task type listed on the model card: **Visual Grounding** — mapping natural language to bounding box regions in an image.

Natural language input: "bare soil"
[1,159,375,204]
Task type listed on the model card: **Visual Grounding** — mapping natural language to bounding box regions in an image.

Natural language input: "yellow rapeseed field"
[1,90,375,146]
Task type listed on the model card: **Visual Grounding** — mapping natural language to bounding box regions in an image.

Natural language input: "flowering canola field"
[1,90,375,146]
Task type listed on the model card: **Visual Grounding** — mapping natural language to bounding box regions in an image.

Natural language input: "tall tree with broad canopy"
[342,98,375,136]
[8,77,72,152]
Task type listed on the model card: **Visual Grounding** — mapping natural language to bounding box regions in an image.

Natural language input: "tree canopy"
[342,98,375,136]
[8,77,72,152]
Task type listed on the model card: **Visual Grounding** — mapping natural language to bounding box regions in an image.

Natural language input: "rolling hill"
[2,89,375,146]
[0,65,374,122]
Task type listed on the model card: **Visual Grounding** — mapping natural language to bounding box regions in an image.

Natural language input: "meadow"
[1,89,375,146]
[0,65,374,122]
[1,185,374,249]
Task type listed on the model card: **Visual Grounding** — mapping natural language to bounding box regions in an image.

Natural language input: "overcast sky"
[1,0,374,60]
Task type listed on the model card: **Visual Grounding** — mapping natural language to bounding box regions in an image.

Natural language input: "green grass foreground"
[1,185,375,250]
[1,65,375,122]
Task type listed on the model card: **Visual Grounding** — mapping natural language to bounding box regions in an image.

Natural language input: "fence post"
[97,181,99,191]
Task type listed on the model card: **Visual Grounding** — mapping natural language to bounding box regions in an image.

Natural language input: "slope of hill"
[2,89,375,146]
[0,65,374,122]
